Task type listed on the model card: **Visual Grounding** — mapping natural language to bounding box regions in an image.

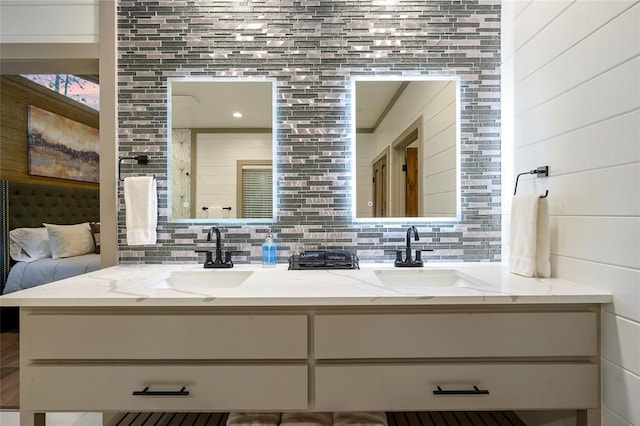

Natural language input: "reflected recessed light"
[233,112,243,118]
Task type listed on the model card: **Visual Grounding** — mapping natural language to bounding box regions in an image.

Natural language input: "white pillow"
[43,222,95,259]
[9,227,52,262]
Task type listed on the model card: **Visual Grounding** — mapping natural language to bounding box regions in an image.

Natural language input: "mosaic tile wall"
[117,0,502,265]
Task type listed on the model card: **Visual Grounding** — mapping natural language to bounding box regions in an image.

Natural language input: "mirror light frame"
[351,75,462,222]
[166,77,278,224]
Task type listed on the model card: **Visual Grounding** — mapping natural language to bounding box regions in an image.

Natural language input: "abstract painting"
[27,105,99,183]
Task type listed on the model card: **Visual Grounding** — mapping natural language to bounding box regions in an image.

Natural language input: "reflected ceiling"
[171,80,273,129]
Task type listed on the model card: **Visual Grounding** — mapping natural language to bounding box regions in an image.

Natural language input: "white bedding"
[3,253,101,294]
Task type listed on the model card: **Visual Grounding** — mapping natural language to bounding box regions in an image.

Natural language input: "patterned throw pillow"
[90,222,101,254]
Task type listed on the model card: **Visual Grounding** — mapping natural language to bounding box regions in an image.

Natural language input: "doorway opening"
[391,117,422,217]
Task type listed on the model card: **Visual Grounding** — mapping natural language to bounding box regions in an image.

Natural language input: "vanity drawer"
[22,312,307,359]
[23,364,308,411]
[314,312,597,359]
[314,363,598,411]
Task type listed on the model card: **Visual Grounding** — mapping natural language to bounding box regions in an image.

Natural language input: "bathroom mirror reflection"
[354,77,460,220]
[168,78,276,222]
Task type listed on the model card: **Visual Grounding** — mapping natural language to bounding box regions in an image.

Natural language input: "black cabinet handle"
[132,386,190,396]
[433,385,489,395]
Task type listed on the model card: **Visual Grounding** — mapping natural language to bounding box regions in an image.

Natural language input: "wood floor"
[0,331,20,409]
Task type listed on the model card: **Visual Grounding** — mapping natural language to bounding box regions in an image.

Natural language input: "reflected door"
[405,147,418,217]
[372,155,388,217]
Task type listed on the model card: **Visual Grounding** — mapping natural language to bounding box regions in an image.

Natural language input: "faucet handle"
[195,249,215,267]
[416,248,434,263]
[394,249,410,267]
[418,248,434,254]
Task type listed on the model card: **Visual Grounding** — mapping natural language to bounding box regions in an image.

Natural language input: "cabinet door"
[23,364,308,412]
[22,312,307,359]
[314,312,597,358]
[315,363,598,411]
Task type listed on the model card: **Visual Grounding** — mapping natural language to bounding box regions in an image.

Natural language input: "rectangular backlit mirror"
[353,76,460,220]
[168,78,276,222]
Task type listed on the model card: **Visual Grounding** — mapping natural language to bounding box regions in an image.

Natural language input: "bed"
[1,180,101,301]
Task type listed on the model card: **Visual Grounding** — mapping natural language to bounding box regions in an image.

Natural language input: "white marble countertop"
[0,262,612,307]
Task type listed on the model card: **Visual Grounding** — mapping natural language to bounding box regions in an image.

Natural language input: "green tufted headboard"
[0,180,100,294]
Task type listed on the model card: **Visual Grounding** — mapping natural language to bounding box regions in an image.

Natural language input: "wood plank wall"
[0,75,99,189]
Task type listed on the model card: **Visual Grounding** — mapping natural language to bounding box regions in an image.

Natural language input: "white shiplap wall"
[503,1,640,425]
[195,133,272,219]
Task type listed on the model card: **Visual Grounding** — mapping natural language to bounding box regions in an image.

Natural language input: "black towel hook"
[514,165,549,198]
[118,155,150,181]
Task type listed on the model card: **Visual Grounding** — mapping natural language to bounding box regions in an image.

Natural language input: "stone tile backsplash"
[117,0,502,264]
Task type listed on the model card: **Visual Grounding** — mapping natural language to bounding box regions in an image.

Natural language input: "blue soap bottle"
[262,229,277,267]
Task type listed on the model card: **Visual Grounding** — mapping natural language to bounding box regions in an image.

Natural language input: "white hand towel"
[536,197,551,277]
[509,194,550,277]
[280,412,332,426]
[124,176,157,245]
[226,412,281,426]
[333,412,388,426]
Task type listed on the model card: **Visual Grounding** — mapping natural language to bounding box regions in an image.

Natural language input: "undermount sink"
[374,269,486,288]
[152,270,253,288]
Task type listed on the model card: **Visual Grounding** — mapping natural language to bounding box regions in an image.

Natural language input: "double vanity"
[0,263,611,426]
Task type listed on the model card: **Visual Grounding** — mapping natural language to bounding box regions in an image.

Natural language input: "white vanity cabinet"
[312,308,601,420]
[19,309,309,426]
[19,304,602,426]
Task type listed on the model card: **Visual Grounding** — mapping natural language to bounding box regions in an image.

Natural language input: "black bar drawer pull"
[433,385,489,395]
[132,386,190,396]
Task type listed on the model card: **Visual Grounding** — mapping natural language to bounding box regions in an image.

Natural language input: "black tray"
[288,253,359,270]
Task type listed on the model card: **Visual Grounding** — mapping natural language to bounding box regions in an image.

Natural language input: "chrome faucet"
[196,227,233,268]
[394,225,427,267]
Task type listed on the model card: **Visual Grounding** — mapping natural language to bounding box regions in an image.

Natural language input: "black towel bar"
[201,206,232,211]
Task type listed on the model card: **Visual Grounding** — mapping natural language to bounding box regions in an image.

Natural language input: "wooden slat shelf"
[107,411,526,426]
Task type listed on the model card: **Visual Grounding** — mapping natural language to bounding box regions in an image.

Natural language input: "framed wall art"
[27,105,99,183]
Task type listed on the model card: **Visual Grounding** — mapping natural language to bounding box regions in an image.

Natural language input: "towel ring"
[514,166,549,198]
[119,155,151,181]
